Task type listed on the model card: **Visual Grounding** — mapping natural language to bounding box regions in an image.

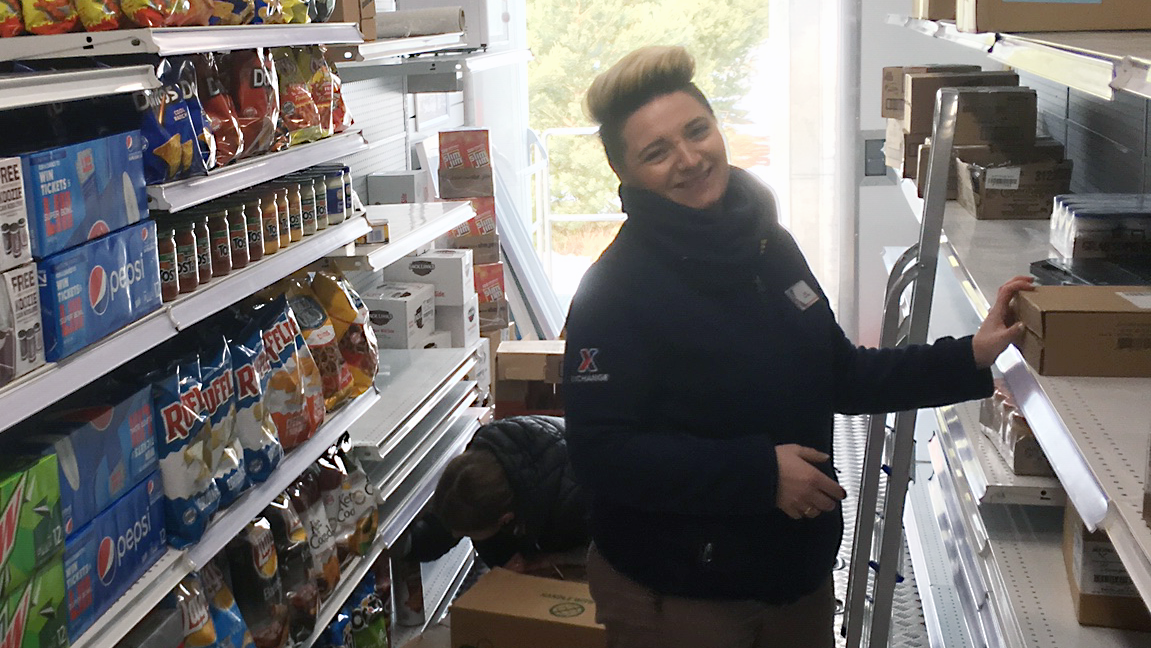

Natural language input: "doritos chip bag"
[192,52,245,167]
[230,320,284,484]
[76,0,121,31]
[121,0,162,26]
[1,0,25,36]
[137,60,202,184]
[311,270,378,398]
[271,47,323,147]
[21,0,77,33]
[174,56,217,172]
[223,49,280,160]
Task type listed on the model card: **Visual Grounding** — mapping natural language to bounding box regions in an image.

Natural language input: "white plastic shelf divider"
[898,180,1151,615]
[187,388,381,568]
[146,131,369,213]
[936,402,1065,507]
[330,32,464,64]
[0,65,159,110]
[333,201,475,272]
[0,214,371,433]
[0,24,363,61]
[70,549,189,648]
[421,537,475,628]
[348,345,478,457]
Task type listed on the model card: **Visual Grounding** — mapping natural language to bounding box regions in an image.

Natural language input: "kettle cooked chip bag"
[289,469,340,601]
[230,320,284,484]
[286,274,354,410]
[192,52,245,167]
[223,49,280,159]
[263,493,319,644]
[271,47,323,147]
[175,574,220,648]
[311,270,378,397]
[21,0,78,34]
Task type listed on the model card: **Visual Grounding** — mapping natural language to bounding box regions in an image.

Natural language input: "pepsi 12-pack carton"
[18,131,147,259]
[63,471,165,641]
[21,382,159,536]
[38,220,162,361]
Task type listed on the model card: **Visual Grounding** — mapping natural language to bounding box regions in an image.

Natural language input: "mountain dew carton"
[0,556,68,648]
[0,455,63,599]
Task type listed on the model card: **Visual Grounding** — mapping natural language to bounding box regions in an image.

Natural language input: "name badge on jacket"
[785,280,820,311]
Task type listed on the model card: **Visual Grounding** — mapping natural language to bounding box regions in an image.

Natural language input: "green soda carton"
[0,455,63,598]
[0,555,68,648]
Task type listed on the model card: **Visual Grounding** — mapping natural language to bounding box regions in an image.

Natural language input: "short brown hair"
[432,449,514,534]
[584,45,714,172]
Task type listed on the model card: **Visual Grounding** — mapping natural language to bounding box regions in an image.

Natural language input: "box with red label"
[1,263,45,389]
[438,130,493,199]
[473,262,504,304]
[0,157,33,273]
[17,131,147,259]
[450,198,498,238]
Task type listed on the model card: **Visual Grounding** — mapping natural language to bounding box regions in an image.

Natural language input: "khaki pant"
[587,545,836,648]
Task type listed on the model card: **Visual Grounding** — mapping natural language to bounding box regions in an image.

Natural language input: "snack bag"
[230,320,284,484]
[337,436,378,558]
[174,574,220,648]
[1,0,24,36]
[21,0,77,33]
[223,49,280,159]
[311,271,378,397]
[137,60,200,184]
[121,0,161,25]
[198,334,249,507]
[207,0,249,23]
[258,297,323,450]
[277,0,303,23]
[201,560,258,648]
[175,56,217,172]
[150,356,222,548]
[250,0,279,23]
[263,494,319,644]
[166,0,210,25]
[289,469,340,601]
[298,47,333,138]
[324,609,352,648]
[227,518,290,648]
[348,572,389,648]
[271,47,323,147]
[192,52,245,167]
[330,64,351,133]
[76,0,120,31]
[286,275,354,410]
[315,446,351,564]
[293,308,327,430]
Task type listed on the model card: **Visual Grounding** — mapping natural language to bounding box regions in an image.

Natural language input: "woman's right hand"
[775,444,847,520]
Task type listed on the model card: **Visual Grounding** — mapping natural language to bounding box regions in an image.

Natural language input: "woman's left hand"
[972,275,1035,369]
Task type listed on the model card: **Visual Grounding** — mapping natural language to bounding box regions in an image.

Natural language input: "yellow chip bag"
[286,274,355,411]
[21,0,78,34]
[278,0,304,23]
[76,0,120,30]
[311,270,378,397]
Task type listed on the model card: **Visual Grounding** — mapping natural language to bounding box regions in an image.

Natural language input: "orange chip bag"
[166,0,209,25]
[258,296,324,450]
[76,0,120,30]
[1,0,24,36]
[299,47,333,138]
[271,47,322,147]
[21,0,78,34]
[330,62,351,133]
[286,275,354,411]
[120,0,162,25]
[311,270,377,397]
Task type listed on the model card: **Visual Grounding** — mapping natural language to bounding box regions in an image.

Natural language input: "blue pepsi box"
[63,471,165,641]
[19,131,148,259]
[22,382,159,537]
[38,220,162,362]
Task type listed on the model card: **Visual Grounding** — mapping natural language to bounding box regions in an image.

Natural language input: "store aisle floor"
[834,414,929,648]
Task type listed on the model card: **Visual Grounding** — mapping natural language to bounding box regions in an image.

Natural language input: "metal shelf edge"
[331,32,465,64]
[0,65,160,111]
[352,201,476,271]
[990,37,1116,101]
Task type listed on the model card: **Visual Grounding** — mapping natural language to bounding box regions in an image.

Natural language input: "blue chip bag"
[198,334,249,508]
[136,59,204,184]
[201,560,257,648]
[174,56,217,172]
[230,320,284,484]
[325,608,352,648]
[151,355,222,548]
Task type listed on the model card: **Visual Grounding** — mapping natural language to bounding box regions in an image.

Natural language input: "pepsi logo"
[410,261,434,276]
[88,266,110,315]
[125,134,133,149]
[141,227,150,241]
[369,310,393,326]
[88,221,111,239]
[90,406,114,431]
[97,536,116,585]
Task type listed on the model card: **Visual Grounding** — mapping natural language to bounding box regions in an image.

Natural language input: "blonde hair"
[584,46,713,172]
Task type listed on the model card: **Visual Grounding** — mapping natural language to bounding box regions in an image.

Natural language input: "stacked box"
[978,380,1054,477]
[449,197,500,265]
[329,0,376,40]
[474,262,508,331]
[363,282,436,349]
[955,157,1072,220]
[916,137,1065,200]
[494,340,564,419]
[958,0,1151,34]
[0,157,32,273]
[884,118,923,179]
[0,556,68,648]
[0,263,45,389]
[911,0,956,21]
[366,170,432,205]
[1050,195,1151,261]
[437,293,480,349]
[902,71,1020,137]
[1064,505,1151,631]
[881,64,979,120]
[382,249,475,307]
[420,331,454,349]
[438,130,494,200]
[0,454,63,599]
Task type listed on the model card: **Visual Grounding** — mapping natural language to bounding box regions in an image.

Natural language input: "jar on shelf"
[193,212,213,286]
[205,208,233,278]
[225,202,250,269]
[317,169,346,224]
[238,192,265,262]
[307,175,329,231]
[272,181,304,242]
[290,176,318,237]
[157,226,179,303]
[174,217,199,294]
[255,188,281,256]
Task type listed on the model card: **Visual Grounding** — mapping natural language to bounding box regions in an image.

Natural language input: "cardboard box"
[908,87,1038,151]
[450,232,500,266]
[1064,505,1151,631]
[474,262,505,304]
[450,197,498,238]
[881,64,979,119]
[497,340,565,384]
[958,0,1151,33]
[64,472,165,640]
[0,263,45,389]
[916,137,1065,199]
[482,326,512,400]
[22,382,158,536]
[437,293,481,348]
[955,157,1072,220]
[0,158,32,273]
[884,119,926,179]
[0,454,63,600]
[912,0,956,21]
[902,71,1019,136]
[480,298,510,332]
[1013,286,1151,377]
[367,171,431,205]
[451,568,605,648]
[329,0,376,40]
[382,249,475,307]
[420,330,454,349]
[0,556,68,648]
[364,282,436,349]
[439,130,493,199]
[18,131,147,259]
[978,386,1054,477]
[38,220,163,362]
[468,337,492,401]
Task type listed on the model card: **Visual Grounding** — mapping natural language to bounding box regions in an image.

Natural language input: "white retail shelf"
[377,414,480,549]
[348,345,478,456]
[340,47,532,75]
[301,531,391,648]
[422,537,475,628]
[922,430,1151,647]
[334,201,475,272]
[70,549,189,648]
[329,32,464,63]
[0,24,363,61]
[0,214,371,434]
[899,181,1151,617]
[146,131,369,213]
[936,402,1064,507]
[0,65,159,110]
[186,389,381,568]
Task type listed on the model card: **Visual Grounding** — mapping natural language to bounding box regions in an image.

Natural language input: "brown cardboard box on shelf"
[1063,505,1151,632]
[329,0,376,41]
[902,70,1019,136]
[451,568,606,648]
[955,157,1072,220]
[958,0,1151,34]
[1013,285,1151,377]
[912,0,956,21]
[497,340,565,383]
[885,119,926,179]
[1145,439,1151,530]
[439,130,494,199]
[881,64,980,119]
[978,387,1054,477]
[916,137,1065,199]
